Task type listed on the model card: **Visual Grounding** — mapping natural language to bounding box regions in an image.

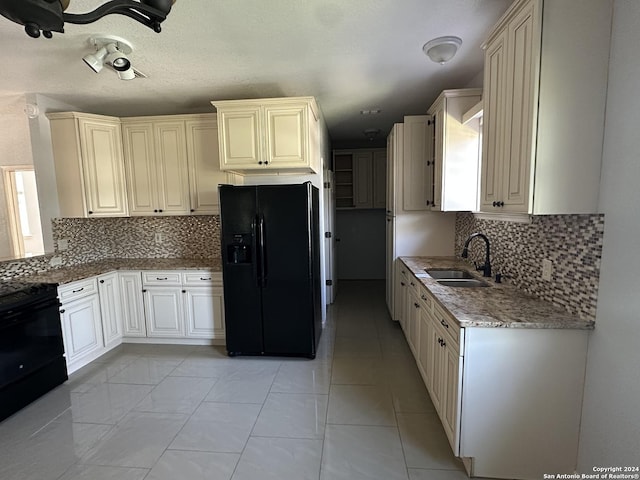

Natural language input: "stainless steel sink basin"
[436,279,490,288]
[425,269,475,280]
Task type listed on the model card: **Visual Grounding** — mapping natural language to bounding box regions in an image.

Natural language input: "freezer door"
[257,183,318,356]
[219,185,263,355]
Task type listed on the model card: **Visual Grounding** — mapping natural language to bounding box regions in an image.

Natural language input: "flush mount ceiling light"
[83,35,144,81]
[0,0,175,39]
[423,36,462,65]
[363,128,381,141]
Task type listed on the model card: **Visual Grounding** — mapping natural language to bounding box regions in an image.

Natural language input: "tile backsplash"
[455,213,604,321]
[0,216,221,280]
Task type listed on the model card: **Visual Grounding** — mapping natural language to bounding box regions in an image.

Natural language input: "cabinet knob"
[400,282,405,286]
[59,309,65,314]
[182,290,186,293]
[440,319,449,329]
[88,211,93,215]
[190,209,195,213]
[421,294,427,301]
[258,161,263,165]
[142,289,147,293]
[264,161,269,165]
[154,209,158,213]
[158,209,163,213]
[99,280,104,284]
[414,303,420,309]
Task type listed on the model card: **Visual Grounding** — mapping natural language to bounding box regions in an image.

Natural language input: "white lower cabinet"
[97,272,123,349]
[58,278,105,374]
[144,286,185,337]
[399,260,589,479]
[119,271,147,337]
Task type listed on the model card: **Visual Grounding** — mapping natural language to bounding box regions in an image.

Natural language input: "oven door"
[0,296,65,389]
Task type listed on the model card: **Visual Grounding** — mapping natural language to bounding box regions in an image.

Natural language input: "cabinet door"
[119,272,146,337]
[218,107,262,168]
[264,105,309,168]
[144,287,185,337]
[431,108,445,210]
[386,129,396,215]
[122,122,158,215]
[186,119,227,215]
[353,152,373,208]
[78,119,128,216]
[429,323,444,413]
[184,287,225,339]
[61,294,103,365]
[385,216,395,316]
[154,121,191,215]
[502,0,539,212]
[442,343,461,454]
[372,150,387,209]
[480,30,508,211]
[407,288,421,357]
[403,116,431,211]
[97,272,123,350]
[417,307,432,392]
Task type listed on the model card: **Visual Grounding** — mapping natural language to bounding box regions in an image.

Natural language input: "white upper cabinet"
[212,97,320,174]
[47,112,128,217]
[122,117,190,216]
[480,0,612,214]
[402,116,432,211]
[427,89,482,212]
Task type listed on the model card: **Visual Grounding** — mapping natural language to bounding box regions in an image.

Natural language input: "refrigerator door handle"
[258,215,267,287]
[252,216,260,287]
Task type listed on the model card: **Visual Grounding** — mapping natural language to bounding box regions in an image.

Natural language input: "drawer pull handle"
[440,319,449,329]
[72,287,84,293]
[200,277,211,281]
[156,277,168,281]
[421,294,428,301]
[414,303,419,309]
[410,281,415,286]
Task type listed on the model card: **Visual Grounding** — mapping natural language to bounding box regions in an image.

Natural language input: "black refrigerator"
[219,182,322,358]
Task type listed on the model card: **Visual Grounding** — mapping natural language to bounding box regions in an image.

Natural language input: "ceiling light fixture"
[83,35,141,81]
[423,36,462,65]
[363,129,381,141]
[0,0,176,39]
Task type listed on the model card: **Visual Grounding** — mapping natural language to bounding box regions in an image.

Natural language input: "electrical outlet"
[155,232,164,244]
[542,259,553,281]
[57,238,69,251]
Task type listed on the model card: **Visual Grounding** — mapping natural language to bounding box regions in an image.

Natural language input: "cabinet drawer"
[418,286,433,311]
[408,274,420,295]
[58,277,98,303]
[433,302,462,350]
[182,271,222,287]
[142,271,182,286]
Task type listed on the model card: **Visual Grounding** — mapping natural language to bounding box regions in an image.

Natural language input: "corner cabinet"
[480,0,612,214]
[212,97,320,174]
[427,89,482,212]
[47,112,129,217]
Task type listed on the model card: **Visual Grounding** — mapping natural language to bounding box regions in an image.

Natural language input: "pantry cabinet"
[480,0,612,214]
[212,97,320,174]
[427,89,482,212]
[47,112,129,217]
[334,149,386,209]
[402,116,432,211]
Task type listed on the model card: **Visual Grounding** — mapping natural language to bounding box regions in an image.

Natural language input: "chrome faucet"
[461,233,492,278]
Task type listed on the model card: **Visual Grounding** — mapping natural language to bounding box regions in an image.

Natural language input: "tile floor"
[0,280,472,480]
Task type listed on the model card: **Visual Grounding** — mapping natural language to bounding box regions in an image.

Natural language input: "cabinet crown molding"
[45,111,121,123]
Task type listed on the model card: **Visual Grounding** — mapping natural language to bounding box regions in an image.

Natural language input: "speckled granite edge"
[21,258,222,285]
[400,256,595,330]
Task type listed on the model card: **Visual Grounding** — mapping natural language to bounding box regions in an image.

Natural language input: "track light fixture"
[83,35,140,81]
[0,0,176,39]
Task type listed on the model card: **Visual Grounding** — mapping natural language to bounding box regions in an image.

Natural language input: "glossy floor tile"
[0,280,469,480]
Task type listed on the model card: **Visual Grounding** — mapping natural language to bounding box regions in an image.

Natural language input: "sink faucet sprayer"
[461,233,492,278]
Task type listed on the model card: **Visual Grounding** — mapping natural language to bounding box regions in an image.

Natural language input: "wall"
[455,213,604,321]
[578,0,640,467]
[0,95,34,259]
[336,209,385,279]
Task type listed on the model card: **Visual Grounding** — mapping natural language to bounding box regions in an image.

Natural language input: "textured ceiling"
[0,0,512,147]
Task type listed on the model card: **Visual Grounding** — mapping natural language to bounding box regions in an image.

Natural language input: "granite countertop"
[22,258,222,285]
[400,256,594,330]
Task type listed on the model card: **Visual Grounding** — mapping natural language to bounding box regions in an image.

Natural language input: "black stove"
[0,280,67,422]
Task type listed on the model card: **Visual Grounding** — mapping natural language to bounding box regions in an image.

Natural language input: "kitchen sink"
[425,269,475,279]
[436,278,490,288]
